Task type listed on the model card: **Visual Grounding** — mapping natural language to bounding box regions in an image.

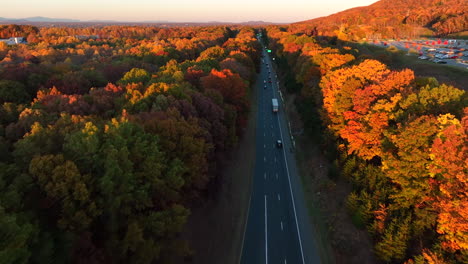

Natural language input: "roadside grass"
[295,139,334,264]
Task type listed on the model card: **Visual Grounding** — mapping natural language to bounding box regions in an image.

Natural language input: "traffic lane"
[240,178,265,264]
[240,57,271,264]
[264,68,302,263]
[266,152,303,264]
[264,149,283,263]
[243,46,306,264]
[262,74,301,264]
[266,51,321,263]
[275,104,322,264]
[270,113,304,264]
[263,50,306,264]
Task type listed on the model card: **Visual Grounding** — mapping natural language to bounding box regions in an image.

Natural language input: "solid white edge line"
[265,195,268,264]
[275,83,306,264]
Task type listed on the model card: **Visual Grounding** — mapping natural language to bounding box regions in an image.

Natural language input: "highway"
[240,40,321,264]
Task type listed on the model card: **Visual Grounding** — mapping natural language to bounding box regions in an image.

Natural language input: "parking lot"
[370,39,468,69]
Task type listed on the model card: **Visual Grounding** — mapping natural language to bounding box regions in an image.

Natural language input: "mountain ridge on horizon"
[0,16,275,25]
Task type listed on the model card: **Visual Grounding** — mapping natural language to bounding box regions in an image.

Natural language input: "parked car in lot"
[433,59,447,64]
[418,55,429,60]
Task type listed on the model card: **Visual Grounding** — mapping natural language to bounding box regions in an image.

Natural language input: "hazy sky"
[1,0,378,23]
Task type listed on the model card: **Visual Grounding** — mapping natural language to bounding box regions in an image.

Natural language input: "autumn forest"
[0,24,260,263]
[265,25,466,263]
[0,3,467,264]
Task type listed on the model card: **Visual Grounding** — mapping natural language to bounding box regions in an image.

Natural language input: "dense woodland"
[1,15,467,264]
[291,0,468,40]
[265,26,467,263]
[0,24,261,263]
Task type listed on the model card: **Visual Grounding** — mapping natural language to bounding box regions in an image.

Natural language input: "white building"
[0,37,27,45]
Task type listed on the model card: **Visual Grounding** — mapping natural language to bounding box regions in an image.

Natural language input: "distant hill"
[0,16,80,22]
[239,21,274,25]
[293,0,467,39]
[23,16,80,22]
[0,16,273,26]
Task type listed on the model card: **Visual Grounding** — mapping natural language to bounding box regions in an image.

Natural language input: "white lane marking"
[284,260,287,264]
[276,173,278,179]
[276,114,306,264]
[265,195,268,264]
[264,173,266,179]
[278,194,281,201]
[264,144,266,148]
[281,221,283,231]
[274,157,277,163]
[264,156,266,162]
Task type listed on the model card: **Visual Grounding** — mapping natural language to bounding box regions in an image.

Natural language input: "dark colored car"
[434,59,447,64]
[276,140,283,148]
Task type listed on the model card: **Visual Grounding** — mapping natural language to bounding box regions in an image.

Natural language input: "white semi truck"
[272,98,278,113]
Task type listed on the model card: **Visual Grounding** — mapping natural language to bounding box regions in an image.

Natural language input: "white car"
[418,56,429,60]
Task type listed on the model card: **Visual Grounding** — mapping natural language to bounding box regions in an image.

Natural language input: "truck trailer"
[272,98,279,112]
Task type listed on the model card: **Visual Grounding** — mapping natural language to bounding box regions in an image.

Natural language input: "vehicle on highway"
[276,139,283,148]
[272,98,279,113]
[264,84,266,89]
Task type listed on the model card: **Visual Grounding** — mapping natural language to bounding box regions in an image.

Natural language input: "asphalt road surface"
[240,41,321,264]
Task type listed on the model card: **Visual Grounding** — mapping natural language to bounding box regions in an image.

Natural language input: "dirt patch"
[281,90,377,264]
[179,83,257,264]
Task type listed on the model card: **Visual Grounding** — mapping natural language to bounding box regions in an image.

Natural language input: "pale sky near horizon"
[1,0,378,23]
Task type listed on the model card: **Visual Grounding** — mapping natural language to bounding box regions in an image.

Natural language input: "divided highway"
[240,42,321,264]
